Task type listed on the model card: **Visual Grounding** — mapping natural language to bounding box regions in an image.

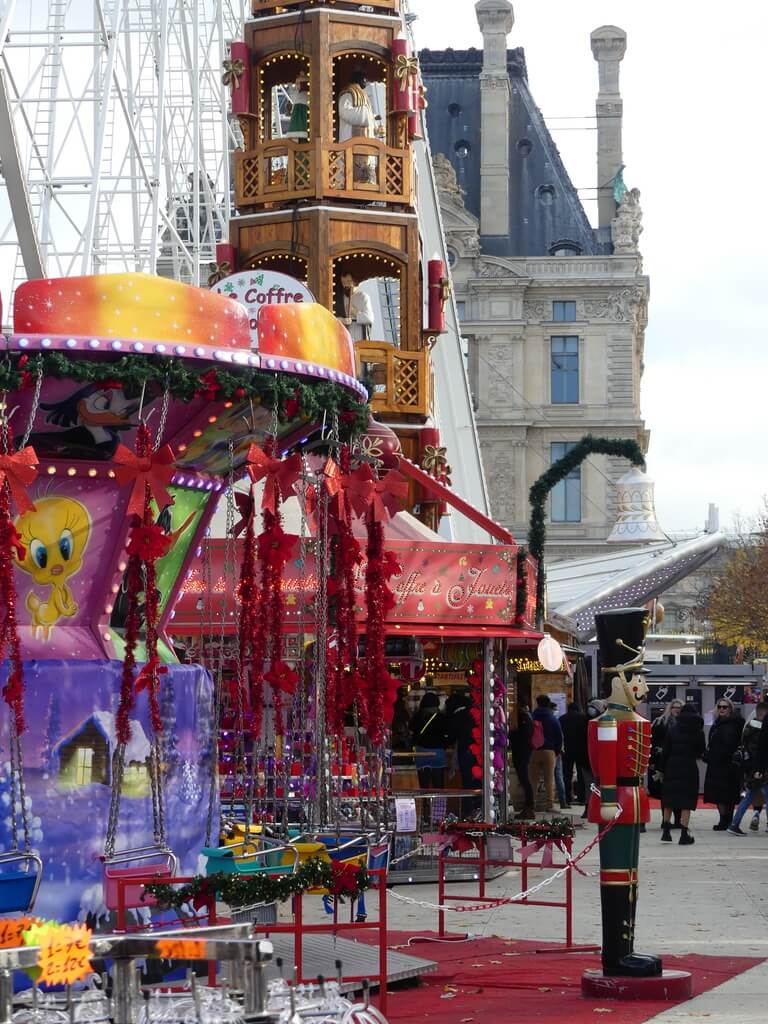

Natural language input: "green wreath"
[528,435,645,626]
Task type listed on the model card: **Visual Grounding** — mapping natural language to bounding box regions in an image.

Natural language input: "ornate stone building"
[421,3,650,560]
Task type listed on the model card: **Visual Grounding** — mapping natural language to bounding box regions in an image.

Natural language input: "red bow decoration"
[233,489,256,537]
[8,523,25,561]
[371,469,409,522]
[329,861,364,897]
[245,445,301,513]
[257,525,298,569]
[126,522,172,560]
[265,661,299,696]
[113,444,176,517]
[343,465,376,518]
[135,657,169,693]
[0,447,39,513]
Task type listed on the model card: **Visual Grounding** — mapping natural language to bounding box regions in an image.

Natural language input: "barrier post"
[437,851,446,938]
[377,869,388,1015]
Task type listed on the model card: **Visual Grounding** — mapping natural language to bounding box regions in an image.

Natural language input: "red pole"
[479,836,486,899]
[294,893,303,984]
[565,838,574,947]
[378,869,388,1015]
[438,851,446,938]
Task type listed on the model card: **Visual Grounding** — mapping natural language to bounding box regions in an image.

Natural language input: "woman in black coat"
[661,704,705,845]
[704,698,744,830]
[648,700,683,800]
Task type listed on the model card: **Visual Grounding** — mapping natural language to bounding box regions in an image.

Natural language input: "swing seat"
[0,851,43,915]
[102,846,178,910]
[202,837,299,878]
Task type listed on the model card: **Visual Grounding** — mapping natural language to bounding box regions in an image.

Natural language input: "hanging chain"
[19,361,43,450]
[104,746,126,859]
[153,383,171,452]
[8,719,19,854]
[314,481,330,827]
[206,441,236,845]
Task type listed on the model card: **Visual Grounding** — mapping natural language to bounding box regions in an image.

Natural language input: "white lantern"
[537,634,564,672]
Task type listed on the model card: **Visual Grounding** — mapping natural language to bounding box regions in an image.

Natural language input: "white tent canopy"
[546,533,724,640]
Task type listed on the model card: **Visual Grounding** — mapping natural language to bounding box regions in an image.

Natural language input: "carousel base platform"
[263,934,437,991]
[581,969,693,1000]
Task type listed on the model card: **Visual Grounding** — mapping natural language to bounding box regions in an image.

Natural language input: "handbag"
[732,746,751,770]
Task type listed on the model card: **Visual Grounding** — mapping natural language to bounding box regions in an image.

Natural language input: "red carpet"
[379,932,762,1023]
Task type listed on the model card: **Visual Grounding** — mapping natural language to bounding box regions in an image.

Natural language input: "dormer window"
[549,239,582,256]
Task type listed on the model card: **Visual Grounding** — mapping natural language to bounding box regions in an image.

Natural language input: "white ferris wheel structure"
[0,0,246,328]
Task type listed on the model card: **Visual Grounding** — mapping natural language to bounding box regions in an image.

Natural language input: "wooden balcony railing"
[355,341,432,418]
[252,0,400,16]
[235,139,412,209]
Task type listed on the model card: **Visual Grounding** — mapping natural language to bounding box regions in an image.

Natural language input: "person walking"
[560,702,589,804]
[727,701,768,836]
[660,703,705,845]
[649,699,684,827]
[704,697,744,830]
[411,692,449,790]
[509,705,535,819]
[529,694,563,812]
[446,689,480,818]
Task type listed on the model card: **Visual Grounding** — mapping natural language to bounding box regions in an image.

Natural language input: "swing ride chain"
[315,480,331,827]
[19,361,43,450]
[104,746,126,860]
[297,457,312,830]
[8,720,19,854]
[13,730,32,853]
[153,381,171,452]
[206,441,236,846]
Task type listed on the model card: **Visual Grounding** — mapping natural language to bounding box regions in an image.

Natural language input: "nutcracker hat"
[595,607,651,676]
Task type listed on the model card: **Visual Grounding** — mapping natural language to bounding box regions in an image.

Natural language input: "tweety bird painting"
[14,497,92,640]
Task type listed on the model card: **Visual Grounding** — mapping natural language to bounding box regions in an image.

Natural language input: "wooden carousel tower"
[215,0,448,520]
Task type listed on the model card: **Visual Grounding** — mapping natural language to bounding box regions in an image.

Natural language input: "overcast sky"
[411,0,768,533]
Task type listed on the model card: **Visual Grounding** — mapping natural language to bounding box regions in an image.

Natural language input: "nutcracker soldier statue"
[587,608,662,980]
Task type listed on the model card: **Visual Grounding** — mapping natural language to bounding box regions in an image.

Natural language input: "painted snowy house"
[53,711,151,795]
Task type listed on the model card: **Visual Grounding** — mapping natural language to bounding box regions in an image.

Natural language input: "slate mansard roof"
[419,46,601,258]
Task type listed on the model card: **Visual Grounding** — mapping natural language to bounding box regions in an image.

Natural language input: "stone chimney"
[590,25,627,239]
[475,0,514,237]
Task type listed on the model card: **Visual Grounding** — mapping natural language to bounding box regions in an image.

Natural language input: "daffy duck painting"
[30,384,154,461]
[14,496,92,640]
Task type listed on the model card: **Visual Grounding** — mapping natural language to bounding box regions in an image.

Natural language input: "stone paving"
[382,805,768,1021]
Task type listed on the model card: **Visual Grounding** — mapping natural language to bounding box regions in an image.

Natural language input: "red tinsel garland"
[246,441,299,741]
[235,491,257,742]
[0,484,30,735]
[115,423,171,745]
[327,448,362,736]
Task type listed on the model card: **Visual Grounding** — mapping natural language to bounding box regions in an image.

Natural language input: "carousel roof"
[546,532,725,640]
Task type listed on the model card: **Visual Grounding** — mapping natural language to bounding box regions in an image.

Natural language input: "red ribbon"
[245,445,301,513]
[233,489,256,538]
[343,465,375,517]
[371,469,409,522]
[0,447,39,513]
[113,444,176,517]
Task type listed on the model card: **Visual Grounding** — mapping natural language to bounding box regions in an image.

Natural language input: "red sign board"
[172,539,518,632]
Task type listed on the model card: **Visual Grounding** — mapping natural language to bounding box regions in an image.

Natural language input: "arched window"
[258,53,311,144]
[332,52,388,146]
[333,252,402,346]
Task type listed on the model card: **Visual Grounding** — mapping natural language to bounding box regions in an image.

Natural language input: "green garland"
[527,434,645,626]
[440,816,575,843]
[143,857,370,912]
[0,353,370,439]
